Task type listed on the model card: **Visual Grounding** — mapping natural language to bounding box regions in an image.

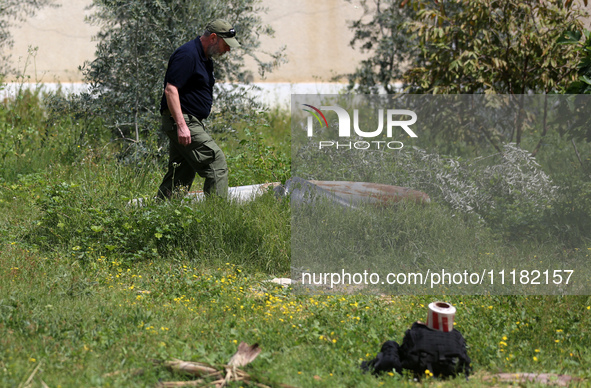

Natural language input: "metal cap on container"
[426,301,456,332]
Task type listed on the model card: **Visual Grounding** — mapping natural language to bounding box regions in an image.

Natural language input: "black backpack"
[398,322,471,380]
[361,340,402,375]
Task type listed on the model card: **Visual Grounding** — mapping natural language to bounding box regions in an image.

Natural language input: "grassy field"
[1,90,591,387]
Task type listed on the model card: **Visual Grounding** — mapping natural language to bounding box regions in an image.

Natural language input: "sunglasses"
[214,28,236,38]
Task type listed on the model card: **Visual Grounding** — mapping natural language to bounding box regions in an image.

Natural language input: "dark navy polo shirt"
[160,36,214,119]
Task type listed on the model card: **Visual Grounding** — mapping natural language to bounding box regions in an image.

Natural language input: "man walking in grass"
[157,19,240,200]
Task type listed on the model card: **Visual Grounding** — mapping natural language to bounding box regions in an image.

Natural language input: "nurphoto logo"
[302,104,417,150]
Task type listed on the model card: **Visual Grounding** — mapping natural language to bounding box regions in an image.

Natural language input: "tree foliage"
[346,0,419,93]
[553,29,591,144]
[347,0,587,95]
[346,0,590,150]
[81,0,285,144]
[404,0,587,95]
[559,29,591,94]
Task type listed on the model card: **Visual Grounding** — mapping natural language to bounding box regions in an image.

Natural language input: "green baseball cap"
[206,19,240,48]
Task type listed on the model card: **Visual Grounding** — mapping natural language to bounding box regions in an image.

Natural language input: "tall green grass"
[1,243,590,387]
[31,178,290,272]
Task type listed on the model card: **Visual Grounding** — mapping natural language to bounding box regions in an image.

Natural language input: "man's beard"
[207,44,222,59]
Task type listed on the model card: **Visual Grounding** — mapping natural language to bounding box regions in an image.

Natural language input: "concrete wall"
[4,0,366,83]
[6,0,98,82]
[4,0,591,84]
[245,0,366,82]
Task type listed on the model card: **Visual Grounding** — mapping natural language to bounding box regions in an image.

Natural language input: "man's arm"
[164,83,191,146]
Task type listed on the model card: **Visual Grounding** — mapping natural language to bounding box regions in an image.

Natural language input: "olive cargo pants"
[157,113,228,199]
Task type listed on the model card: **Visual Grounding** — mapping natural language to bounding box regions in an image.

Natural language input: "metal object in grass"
[129,182,280,206]
[187,182,281,202]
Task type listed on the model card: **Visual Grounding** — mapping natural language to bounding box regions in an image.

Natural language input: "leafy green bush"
[227,128,290,186]
[31,181,290,272]
[543,177,591,245]
[560,29,591,95]
[293,141,564,240]
[0,89,80,179]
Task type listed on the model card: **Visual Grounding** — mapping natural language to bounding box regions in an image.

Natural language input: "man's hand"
[164,82,191,146]
[177,122,192,146]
